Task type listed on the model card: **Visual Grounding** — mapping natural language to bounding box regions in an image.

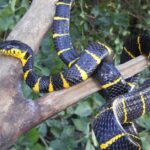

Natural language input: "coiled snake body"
[93,34,150,150]
[0,0,150,149]
[0,40,110,93]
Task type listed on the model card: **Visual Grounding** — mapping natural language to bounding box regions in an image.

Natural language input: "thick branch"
[7,0,58,51]
[0,0,149,149]
[37,55,149,121]
[0,0,58,149]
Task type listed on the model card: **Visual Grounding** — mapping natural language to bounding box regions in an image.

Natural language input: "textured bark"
[0,0,149,149]
[0,0,58,149]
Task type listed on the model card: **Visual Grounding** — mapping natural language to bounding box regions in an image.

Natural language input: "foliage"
[0,0,150,150]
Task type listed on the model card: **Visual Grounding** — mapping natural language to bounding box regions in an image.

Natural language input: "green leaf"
[86,139,95,150]
[51,127,61,138]
[26,128,39,144]
[75,101,92,117]
[10,0,17,12]
[72,118,89,133]
[0,6,14,31]
[39,123,47,137]
[61,125,75,138]
[91,6,100,17]
[0,0,9,7]
[34,144,45,150]
[47,119,62,128]
[91,130,98,147]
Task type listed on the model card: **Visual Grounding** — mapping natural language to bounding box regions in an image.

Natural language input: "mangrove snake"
[0,0,150,149]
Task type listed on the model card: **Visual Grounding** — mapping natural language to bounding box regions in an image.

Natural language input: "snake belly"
[93,34,150,150]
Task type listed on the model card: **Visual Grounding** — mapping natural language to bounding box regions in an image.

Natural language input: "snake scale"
[0,0,150,149]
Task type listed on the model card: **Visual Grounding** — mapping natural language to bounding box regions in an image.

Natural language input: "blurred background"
[0,0,150,149]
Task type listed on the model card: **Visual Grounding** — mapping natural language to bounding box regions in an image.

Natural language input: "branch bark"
[0,0,149,149]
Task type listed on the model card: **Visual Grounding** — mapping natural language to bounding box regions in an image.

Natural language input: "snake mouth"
[112,99,140,147]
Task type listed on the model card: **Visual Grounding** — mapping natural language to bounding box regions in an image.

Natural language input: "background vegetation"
[0,0,150,149]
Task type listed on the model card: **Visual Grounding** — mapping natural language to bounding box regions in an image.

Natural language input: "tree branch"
[37,55,149,121]
[0,0,149,149]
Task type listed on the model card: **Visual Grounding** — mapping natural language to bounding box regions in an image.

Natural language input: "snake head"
[0,40,33,53]
[0,40,34,68]
[95,62,122,86]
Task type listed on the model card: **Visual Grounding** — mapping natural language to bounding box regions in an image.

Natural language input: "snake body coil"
[0,0,112,93]
[93,34,150,150]
[53,0,78,66]
[0,40,111,93]
[53,1,150,149]
[0,0,111,95]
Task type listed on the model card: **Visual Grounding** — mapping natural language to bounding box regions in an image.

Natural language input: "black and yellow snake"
[93,33,150,150]
[0,0,150,149]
